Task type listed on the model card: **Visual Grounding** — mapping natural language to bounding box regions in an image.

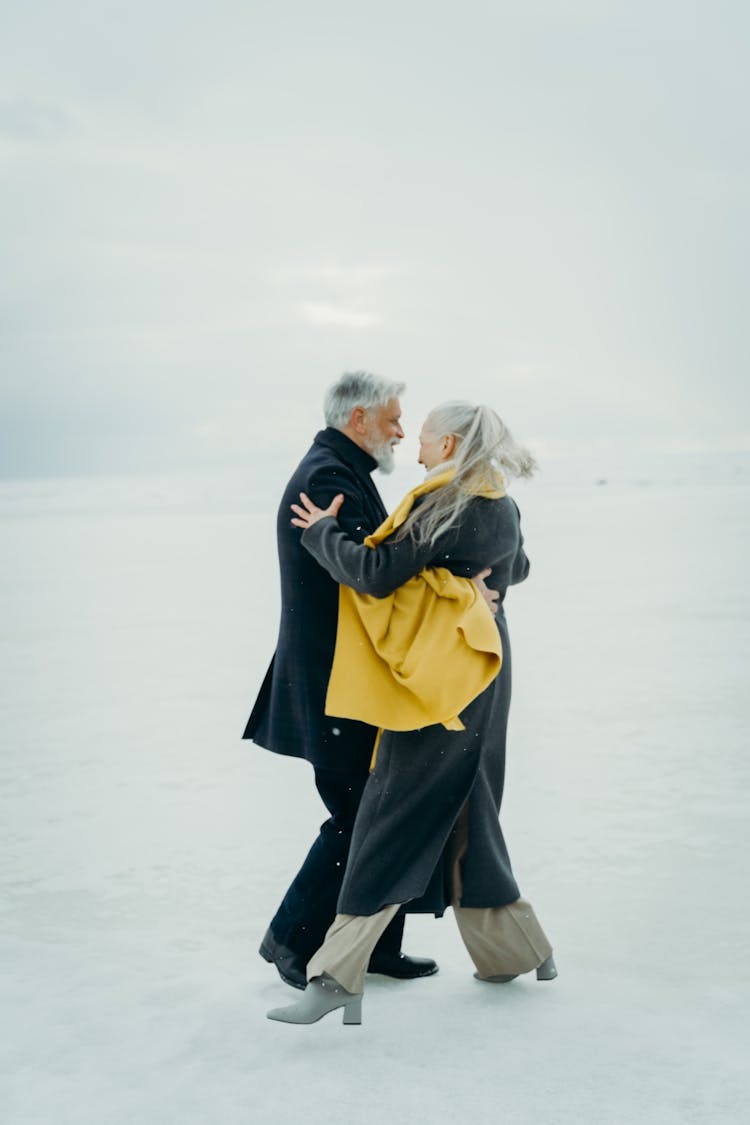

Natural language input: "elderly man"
[244,371,438,987]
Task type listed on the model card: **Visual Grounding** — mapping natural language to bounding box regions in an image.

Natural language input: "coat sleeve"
[306,466,376,545]
[508,500,530,586]
[301,519,435,598]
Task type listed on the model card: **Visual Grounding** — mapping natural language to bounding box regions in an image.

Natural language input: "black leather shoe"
[367,951,439,979]
[259,928,307,990]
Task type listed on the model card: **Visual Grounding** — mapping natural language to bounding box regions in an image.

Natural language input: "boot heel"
[342,996,363,1025]
[536,954,557,981]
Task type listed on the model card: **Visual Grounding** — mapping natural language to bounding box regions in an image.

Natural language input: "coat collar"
[313,427,379,478]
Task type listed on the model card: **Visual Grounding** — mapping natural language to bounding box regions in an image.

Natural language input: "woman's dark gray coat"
[301,492,531,916]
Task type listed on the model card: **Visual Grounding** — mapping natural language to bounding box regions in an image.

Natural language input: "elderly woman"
[267,402,556,1026]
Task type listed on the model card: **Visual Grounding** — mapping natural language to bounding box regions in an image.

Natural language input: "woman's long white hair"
[397,401,536,547]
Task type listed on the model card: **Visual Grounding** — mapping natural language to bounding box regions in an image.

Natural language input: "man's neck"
[335,424,371,455]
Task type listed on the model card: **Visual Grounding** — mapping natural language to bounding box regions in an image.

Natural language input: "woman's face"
[418,421,454,470]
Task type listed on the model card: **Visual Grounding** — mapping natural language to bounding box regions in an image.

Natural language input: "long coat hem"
[336,610,522,920]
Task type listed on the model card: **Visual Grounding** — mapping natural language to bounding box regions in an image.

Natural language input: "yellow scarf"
[325,467,505,735]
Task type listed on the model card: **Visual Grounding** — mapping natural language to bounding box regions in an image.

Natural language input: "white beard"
[371,440,398,474]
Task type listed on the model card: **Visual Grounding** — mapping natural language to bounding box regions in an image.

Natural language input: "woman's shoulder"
[467,492,521,520]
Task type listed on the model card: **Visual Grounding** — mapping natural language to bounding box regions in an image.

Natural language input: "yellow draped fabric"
[325,468,505,734]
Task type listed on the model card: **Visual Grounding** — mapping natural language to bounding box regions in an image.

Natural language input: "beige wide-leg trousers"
[306,806,553,995]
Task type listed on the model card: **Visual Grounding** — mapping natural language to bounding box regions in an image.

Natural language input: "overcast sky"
[1,0,747,480]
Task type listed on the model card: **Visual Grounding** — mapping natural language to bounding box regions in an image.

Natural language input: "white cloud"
[304,264,399,285]
[298,302,381,328]
[270,263,401,286]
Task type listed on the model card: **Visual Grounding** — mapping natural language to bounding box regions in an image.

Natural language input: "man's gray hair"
[324,371,406,429]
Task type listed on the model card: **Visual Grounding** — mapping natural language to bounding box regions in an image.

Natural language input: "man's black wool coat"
[243,427,387,773]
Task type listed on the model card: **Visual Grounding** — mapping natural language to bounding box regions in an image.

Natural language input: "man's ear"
[350,406,368,435]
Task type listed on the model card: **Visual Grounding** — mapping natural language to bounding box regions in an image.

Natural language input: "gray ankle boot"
[266,973,363,1025]
[535,953,558,981]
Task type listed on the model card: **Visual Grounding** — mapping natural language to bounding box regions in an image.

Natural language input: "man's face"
[361,397,404,474]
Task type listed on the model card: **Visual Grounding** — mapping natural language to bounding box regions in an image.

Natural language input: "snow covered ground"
[1,468,748,1124]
